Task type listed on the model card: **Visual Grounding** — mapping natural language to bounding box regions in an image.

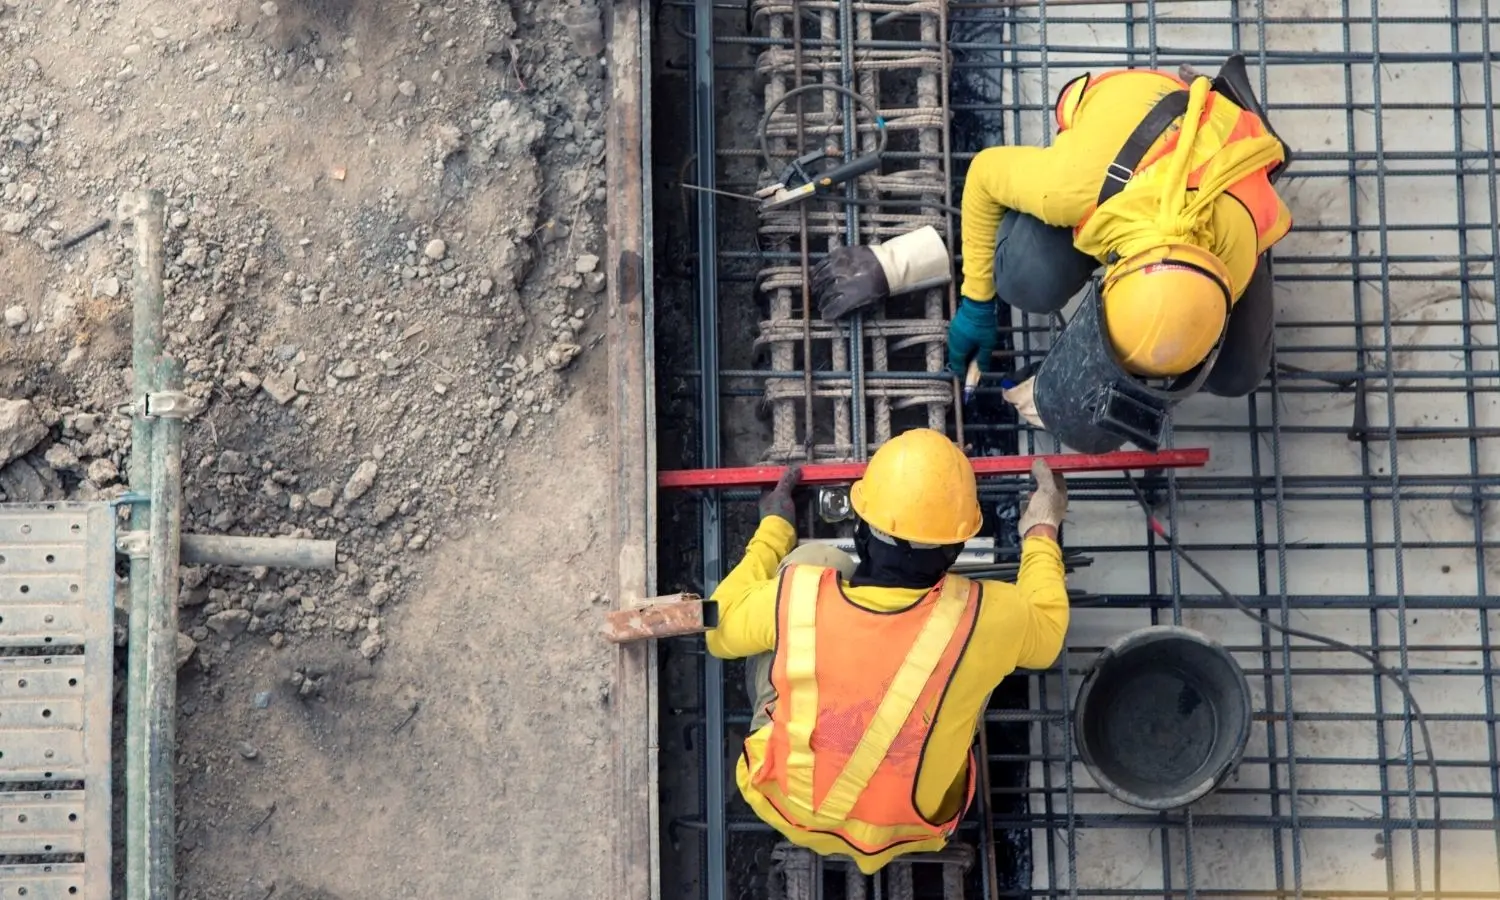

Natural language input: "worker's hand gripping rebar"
[757,465,803,524]
[1017,459,1068,537]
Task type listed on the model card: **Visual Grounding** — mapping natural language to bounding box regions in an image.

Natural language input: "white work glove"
[1001,375,1045,428]
[1017,459,1068,536]
[813,225,953,321]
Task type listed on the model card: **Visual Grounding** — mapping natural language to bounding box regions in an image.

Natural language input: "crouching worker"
[705,428,1070,874]
[950,58,1294,451]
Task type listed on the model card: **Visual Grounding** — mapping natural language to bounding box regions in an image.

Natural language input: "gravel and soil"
[1,0,617,896]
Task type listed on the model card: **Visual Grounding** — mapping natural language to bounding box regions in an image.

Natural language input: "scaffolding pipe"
[142,356,184,897]
[180,534,338,569]
[124,189,166,899]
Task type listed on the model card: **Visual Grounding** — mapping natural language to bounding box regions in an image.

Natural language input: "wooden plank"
[604,0,658,898]
[603,594,706,643]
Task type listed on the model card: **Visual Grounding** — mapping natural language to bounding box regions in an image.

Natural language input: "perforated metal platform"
[0,503,116,900]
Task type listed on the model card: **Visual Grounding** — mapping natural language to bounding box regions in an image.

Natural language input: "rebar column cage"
[653,1,1500,899]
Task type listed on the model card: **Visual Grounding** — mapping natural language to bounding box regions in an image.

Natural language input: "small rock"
[236,741,259,760]
[499,410,520,438]
[370,498,399,526]
[4,305,28,328]
[545,342,582,371]
[307,487,335,509]
[178,242,207,268]
[331,359,359,379]
[261,372,298,404]
[367,582,393,607]
[175,632,197,669]
[168,210,190,229]
[269,632,285,649]
[206,609,252,638]
[424,238,447,261]
[574,253,599,274]
[1,212,30,234]
[73,413,99,435]
[16,183,36,206]
[260,0,278,15]
[93,276,121,298]
[10,123,39,148]
[86,458,119,485]
[43,444,79,471]
[252,593,286,616]
[343,460,379,502]
[216,450,249,474]
[584,272,607,294]
[252,691,272,709]
[359,633,386,660]
[0,400,49,467]
[398,80,417,97]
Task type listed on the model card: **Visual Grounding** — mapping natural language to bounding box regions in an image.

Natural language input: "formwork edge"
[605,1,659,899]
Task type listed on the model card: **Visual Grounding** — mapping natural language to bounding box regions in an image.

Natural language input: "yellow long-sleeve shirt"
[706,516,1070,872]
[959,71,1261,304]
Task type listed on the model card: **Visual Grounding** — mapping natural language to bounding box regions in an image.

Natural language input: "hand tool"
[963,359,982,405]
[756,143,885,212]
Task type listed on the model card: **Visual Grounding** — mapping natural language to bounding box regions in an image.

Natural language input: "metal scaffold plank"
[0,503,116,900]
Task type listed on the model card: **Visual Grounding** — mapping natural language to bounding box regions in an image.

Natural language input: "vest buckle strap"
[1103,161,1134,185]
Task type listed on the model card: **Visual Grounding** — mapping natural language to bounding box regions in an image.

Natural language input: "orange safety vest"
[1061,69,1292,256]
[748,565,980,858]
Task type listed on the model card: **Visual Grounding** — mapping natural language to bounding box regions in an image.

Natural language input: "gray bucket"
[1073,625,1252,810]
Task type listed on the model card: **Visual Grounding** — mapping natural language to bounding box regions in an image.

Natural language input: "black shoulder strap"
[1095,90,1192,208]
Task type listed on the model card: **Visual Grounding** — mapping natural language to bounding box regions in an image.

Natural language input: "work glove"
[1000,374,1045,429]
[758,465,803,525]
[1017,459,1068,536]
[812,225,953,322]
[946,296,999,376]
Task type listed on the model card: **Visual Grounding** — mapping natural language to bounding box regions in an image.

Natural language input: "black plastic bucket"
[1073,625,1252,810]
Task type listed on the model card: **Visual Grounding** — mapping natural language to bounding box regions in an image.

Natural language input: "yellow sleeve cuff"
[756,514,799,560]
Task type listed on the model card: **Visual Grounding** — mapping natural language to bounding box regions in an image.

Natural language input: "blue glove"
[947,296,999,376]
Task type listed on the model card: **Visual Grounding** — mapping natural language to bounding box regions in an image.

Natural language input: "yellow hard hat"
[1100,244,1233,377]
[849,428,983,546]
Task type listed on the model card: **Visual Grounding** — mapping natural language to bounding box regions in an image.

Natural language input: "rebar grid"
[658,1,1500,899]
[951,2,1500,898]
[746,0,958,463]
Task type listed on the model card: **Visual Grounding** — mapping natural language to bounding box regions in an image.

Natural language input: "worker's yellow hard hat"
[1054,73,1091,132]
[1100,244,1233,378]
[849,428,983,546]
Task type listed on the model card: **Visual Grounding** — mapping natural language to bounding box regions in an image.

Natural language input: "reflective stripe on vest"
[752,565,980,855]
[1070,73,1291,255]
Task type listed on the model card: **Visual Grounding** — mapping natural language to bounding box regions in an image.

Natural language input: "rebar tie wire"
[1122,472,1443,898]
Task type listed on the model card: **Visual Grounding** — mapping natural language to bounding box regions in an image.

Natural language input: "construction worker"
[813,57,1293,453]
[706,428,1069,874]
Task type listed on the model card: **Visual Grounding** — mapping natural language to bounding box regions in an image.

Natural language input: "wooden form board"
[605,1,659,899]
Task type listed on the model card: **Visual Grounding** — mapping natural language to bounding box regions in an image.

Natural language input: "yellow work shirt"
[959,71,1260,305]
[706,516,1070,872]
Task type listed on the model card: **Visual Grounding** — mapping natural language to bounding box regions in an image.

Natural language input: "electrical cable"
[1121,471,1443,897]
[757,82,889,171]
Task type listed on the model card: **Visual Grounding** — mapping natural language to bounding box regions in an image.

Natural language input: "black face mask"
[849,520,965,591]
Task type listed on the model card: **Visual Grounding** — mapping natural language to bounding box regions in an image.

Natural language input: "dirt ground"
[0,0,617,896]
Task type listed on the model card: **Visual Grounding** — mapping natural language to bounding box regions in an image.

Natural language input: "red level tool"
[658,448,1210,490]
